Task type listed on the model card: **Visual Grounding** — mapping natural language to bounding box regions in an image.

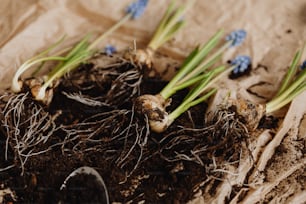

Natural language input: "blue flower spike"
[231,55,251,74]
[126,0,149,19]
[104,45,117,56]
[226,29,247,47]
[300,60,306,70]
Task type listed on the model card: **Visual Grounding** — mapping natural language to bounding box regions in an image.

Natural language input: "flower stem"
[88,13,132,50]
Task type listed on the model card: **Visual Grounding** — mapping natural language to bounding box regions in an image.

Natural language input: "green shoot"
[147,0,194,51]
[136,29,248,132]
[159,29,247,100]
[90,0,150,50]
[12,0,150,102]
[167,63,241,124]
[11,36,66,92]
[160,30,224,99]
[128,0,194,67]
[275,47,304,97]
[265,46,306,114]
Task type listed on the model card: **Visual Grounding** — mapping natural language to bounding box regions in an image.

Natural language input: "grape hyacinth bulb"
[226,29,247,47]
[231,55,251,74]
[126,0,149,19]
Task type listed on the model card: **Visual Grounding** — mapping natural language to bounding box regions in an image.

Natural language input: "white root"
[190,92,306,203]
[0,93,59,175]
[206,131,272,203]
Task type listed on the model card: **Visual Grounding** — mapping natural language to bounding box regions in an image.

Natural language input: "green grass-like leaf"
[276,49,303,96]
[11,36,66,92]
[167,61,243,123]
[148,0,193,51]
[160,29,223,99]
[266,46,306,114]
[168,66,224,122]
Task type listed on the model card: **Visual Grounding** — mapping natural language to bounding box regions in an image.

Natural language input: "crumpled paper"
[0,0,305,202]
[1,0,305,89]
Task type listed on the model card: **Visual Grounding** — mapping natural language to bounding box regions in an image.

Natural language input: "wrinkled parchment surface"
[0,0,306,203]
[1,0,305,88]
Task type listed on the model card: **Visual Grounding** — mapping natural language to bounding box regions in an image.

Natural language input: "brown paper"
[0,0,305,202]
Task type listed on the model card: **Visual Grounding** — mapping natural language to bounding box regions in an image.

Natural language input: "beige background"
[0,0,305,89]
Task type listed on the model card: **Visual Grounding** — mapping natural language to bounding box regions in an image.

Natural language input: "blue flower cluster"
[226,29,247,47]
[126,0,149,19]
[231,55,251,74]
[104,45,117,56]
[300,60,306,70]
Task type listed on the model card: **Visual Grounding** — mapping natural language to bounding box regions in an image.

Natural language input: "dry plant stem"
[253,91,306,173]
[242,158,306,204]
[287,192,306,204]
[0,93,60,175]
[204,93,306,203]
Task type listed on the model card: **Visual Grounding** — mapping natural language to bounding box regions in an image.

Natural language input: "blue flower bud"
[226,29,247,47]
[126,0,149,19]
[231,55,251,74]
[104,45,116,56]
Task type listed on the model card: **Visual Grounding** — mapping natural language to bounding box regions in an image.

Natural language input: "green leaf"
[173,72,210,91]
[150,0,176,42]
[160,29,223,99]
[148,2,187,50]
[47,34,91,77]
[157,20,186,49]
[266,45,306,114]
[276,49,303,96]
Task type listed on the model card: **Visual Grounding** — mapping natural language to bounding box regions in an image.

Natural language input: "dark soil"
[257,115,279,129]
[0,54,249,203]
